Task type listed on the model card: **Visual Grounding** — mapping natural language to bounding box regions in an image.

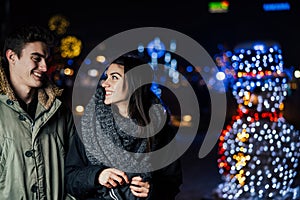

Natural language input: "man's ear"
[6,49,16,63]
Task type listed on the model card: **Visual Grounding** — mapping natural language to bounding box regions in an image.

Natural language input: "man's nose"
[39,59,48,72]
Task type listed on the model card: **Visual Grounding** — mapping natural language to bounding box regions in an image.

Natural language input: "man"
[0,25,75,199]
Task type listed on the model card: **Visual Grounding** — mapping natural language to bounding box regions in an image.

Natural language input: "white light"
[294,70,300,78]
[75,105,84,113]
[87,69,99,77]
[216,71,226,81]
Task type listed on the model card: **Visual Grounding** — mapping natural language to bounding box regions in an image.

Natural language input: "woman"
[65,51,182,199]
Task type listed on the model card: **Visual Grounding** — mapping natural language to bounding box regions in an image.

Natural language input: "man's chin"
[31,81,44,88]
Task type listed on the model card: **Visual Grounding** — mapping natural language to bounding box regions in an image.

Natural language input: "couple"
[0,25,182,200]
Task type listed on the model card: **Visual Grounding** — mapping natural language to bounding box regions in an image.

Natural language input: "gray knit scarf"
[80,86,163,174]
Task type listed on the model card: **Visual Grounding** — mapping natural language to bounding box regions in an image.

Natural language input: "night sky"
[2,0,300,67]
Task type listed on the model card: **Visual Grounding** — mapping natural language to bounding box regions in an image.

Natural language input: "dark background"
[2,0,300,68]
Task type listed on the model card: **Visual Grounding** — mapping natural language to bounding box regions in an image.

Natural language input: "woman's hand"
[130,176,150,198]
[98,168,129,188]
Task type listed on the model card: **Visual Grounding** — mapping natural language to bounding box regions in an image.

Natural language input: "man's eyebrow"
[31,52,46,58]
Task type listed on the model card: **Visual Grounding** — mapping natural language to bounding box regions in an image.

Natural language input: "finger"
[130,185,148,192]
[131,176,143,186]
[103,182,112,188]
[108,178,118,187]
[110,173,125,185]
[111,168,129,183]
[131,180,149,188]
[131,176,142,182]
[130,186,149,198]
[99,169,119,186]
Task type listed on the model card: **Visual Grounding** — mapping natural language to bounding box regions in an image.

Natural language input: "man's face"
[8,41,49,89]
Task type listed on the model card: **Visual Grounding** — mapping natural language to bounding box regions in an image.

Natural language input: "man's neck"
[9,71,37,104]
[10,82,36,104]
[17,92,38,119]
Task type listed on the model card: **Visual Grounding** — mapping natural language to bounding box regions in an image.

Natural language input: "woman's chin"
[104,100,112,105]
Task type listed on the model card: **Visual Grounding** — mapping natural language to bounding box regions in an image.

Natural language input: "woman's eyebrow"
[109,72,122,77]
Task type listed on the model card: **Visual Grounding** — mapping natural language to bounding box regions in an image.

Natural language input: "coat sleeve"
[151,158,182,200]
[150,122,183,200]
[65,132,107,199]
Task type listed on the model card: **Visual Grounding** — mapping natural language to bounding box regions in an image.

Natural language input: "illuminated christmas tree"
[215,41,300,199]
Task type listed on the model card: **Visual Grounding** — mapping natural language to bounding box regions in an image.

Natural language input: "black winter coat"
[65,127,183,200]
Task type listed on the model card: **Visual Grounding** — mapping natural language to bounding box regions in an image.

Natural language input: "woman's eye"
[112,75,119,80]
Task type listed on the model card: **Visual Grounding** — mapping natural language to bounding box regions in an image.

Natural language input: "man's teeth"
[106,92,112,95]
[33,72,42,77]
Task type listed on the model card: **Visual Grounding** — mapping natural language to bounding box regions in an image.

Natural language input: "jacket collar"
[0,63,63,110]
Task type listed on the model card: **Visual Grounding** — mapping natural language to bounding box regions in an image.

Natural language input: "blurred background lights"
[67,59,74,66]
[84,58,92,65]
[216,71,226,81]
[87,69,99,77]
[147,37,166,58]
[64,68,74,76]
[96,55,106,63]
[60,36,82,58]
[164,52,171,63]
[183,115,192,122]
[48,14,70,35]
[208,1,230,13]
[170,40,177,52]
[253,44,265,51]
[294,70,300,79]
[75,105,84,114]
[186,65,193,73]
[263,2,291,12]
[137,44,144,53]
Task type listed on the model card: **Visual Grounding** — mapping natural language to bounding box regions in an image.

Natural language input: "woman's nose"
[101,79,109,87]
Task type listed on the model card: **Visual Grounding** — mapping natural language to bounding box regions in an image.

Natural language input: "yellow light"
[60,36,82,58]
[75,105,84,113]
[64,68,74,76]
[182,115,192,122]
[48,14,70,35]
[279,102,284,110]
[96,55,106,63]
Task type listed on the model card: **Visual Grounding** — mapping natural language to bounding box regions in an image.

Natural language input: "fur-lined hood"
[0,64,63,110]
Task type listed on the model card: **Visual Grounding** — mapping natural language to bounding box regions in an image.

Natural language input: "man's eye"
[32,56,42,62]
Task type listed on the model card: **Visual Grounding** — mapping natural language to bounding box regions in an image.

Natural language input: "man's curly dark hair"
[2,25,57,68]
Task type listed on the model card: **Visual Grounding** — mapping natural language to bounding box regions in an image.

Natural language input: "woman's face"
[101,63,129,106]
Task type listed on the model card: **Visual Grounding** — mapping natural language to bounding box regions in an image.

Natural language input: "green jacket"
[0,65,76,200]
